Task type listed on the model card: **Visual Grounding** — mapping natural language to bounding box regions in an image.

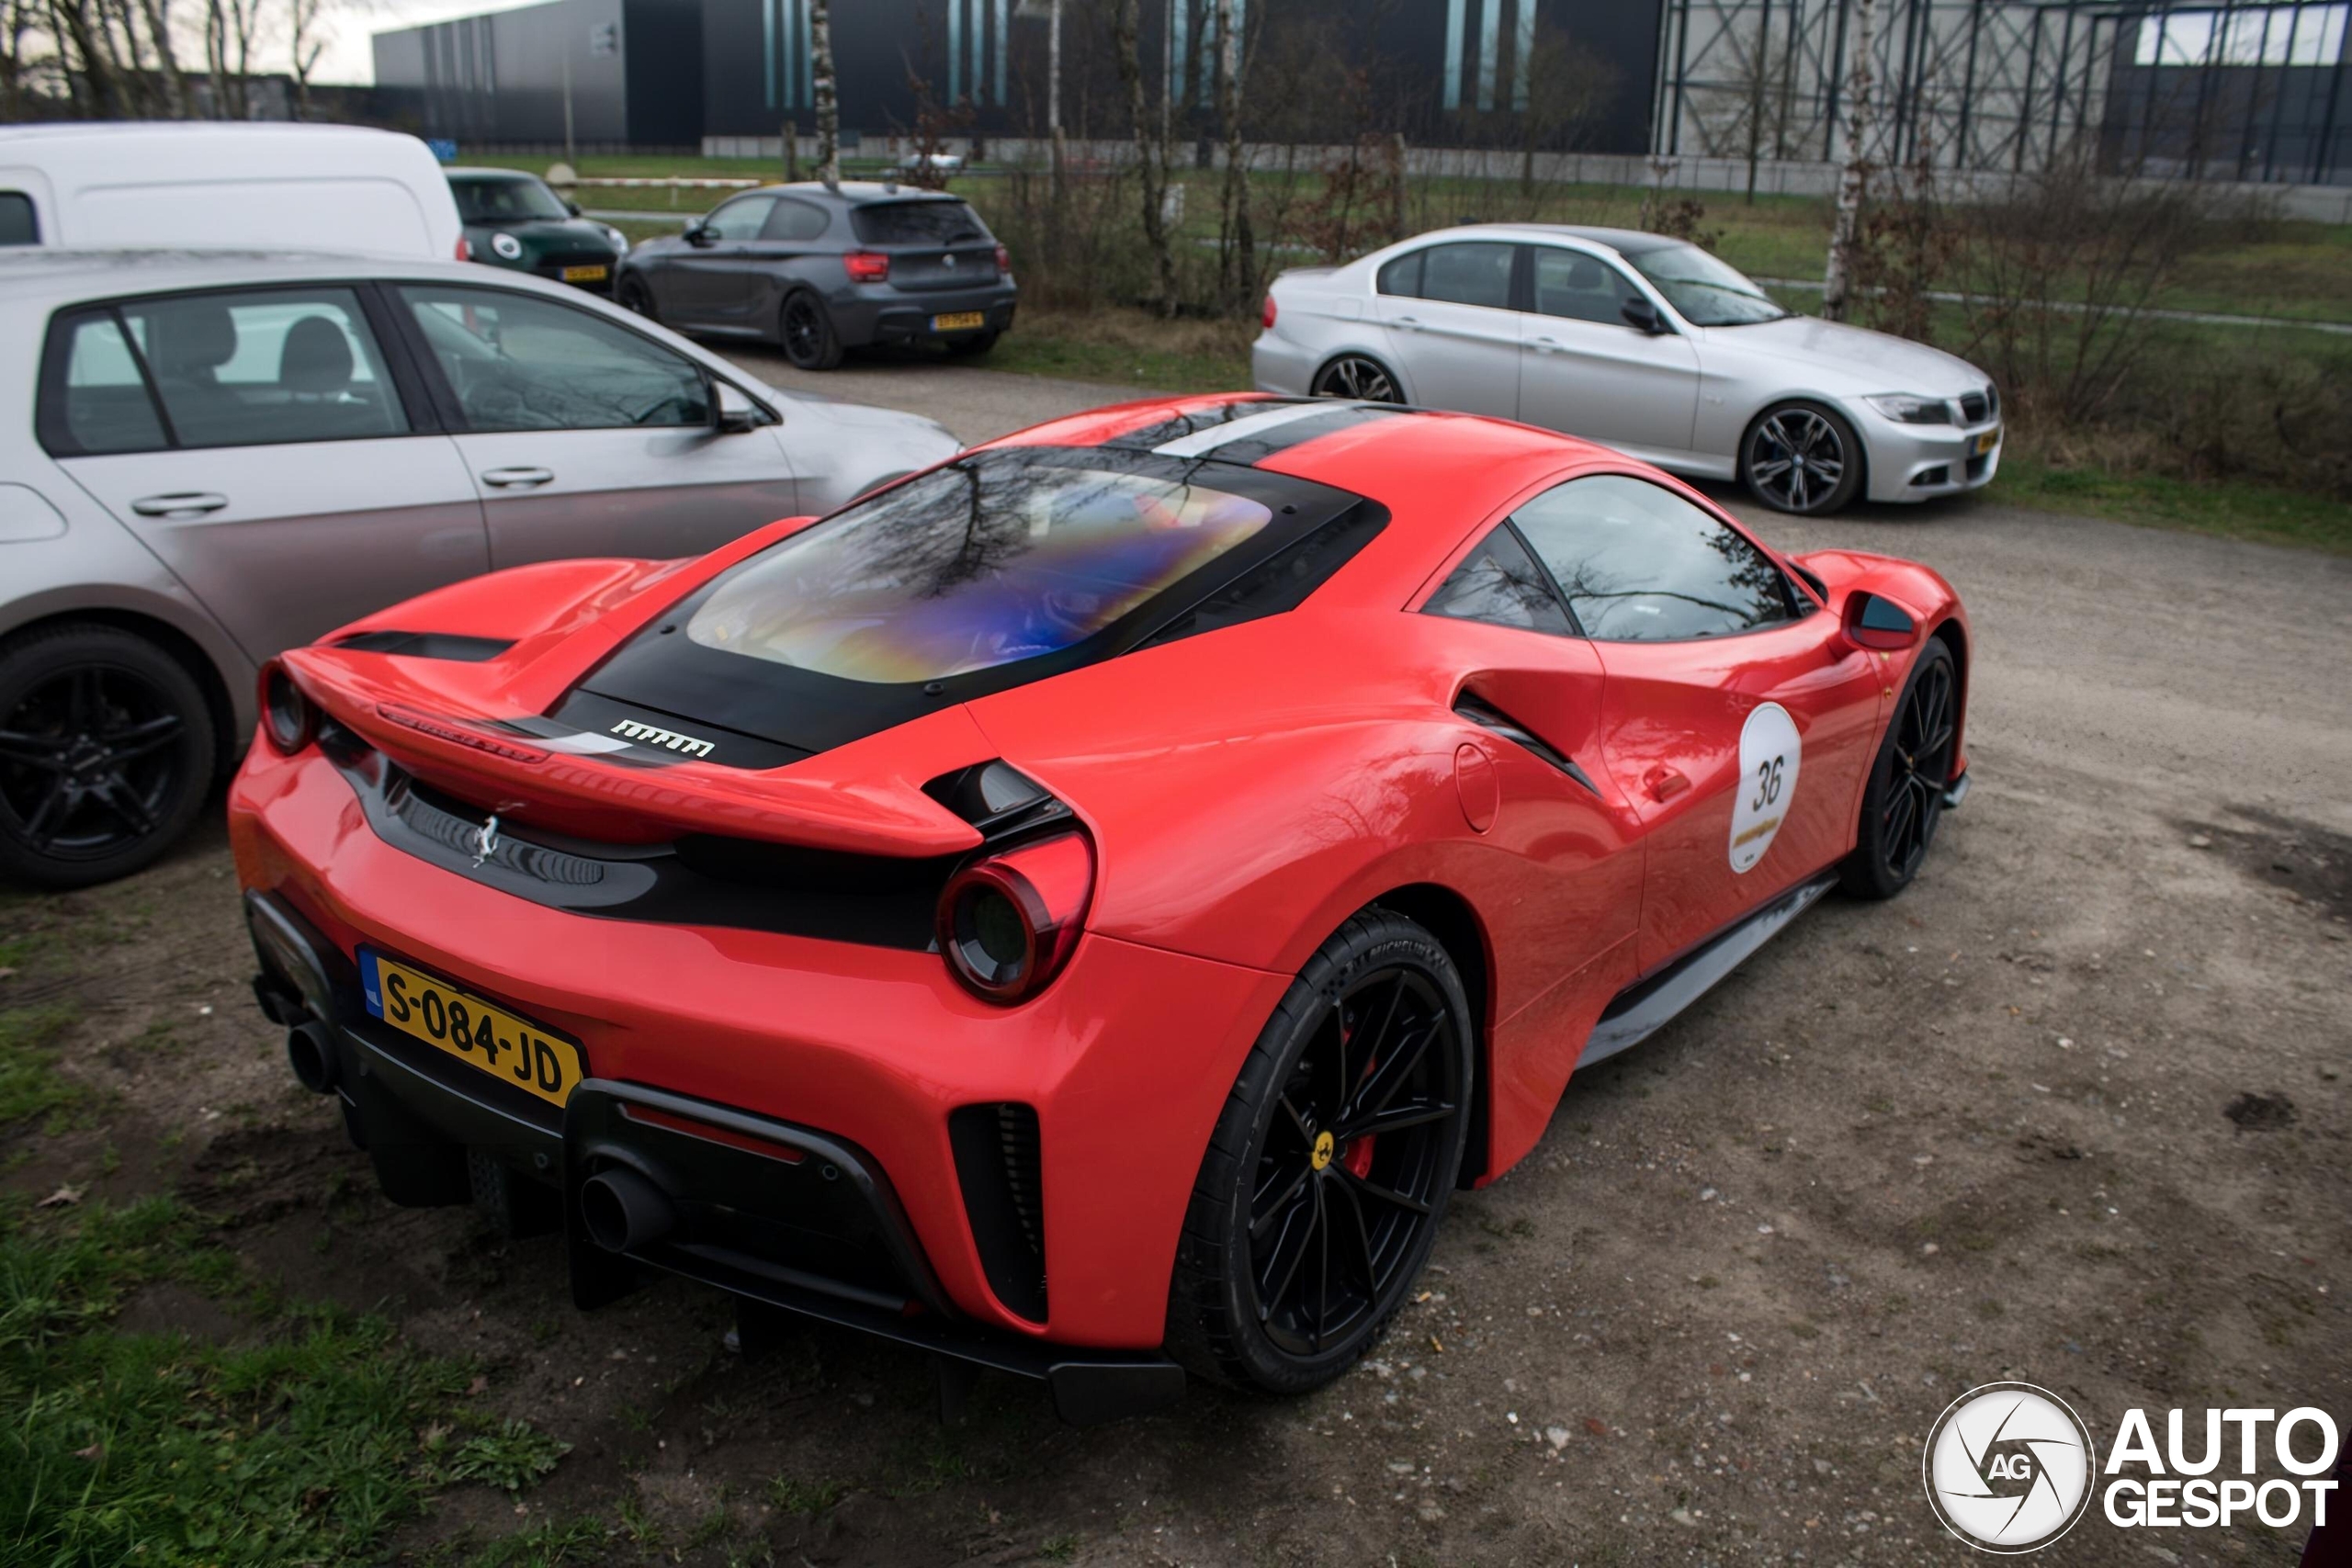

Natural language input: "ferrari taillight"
[258,660,315,754]
[938,832,1093,1004]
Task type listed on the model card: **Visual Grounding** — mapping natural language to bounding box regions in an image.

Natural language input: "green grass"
[0,1199,571,1567]
[1990,455,2352,554]
[983,316,1251,391]
[0,1005,84,1130]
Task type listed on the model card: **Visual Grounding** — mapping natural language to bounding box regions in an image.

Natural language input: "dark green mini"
[449,169,627,295]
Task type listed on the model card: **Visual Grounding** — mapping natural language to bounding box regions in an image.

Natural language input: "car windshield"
[850,199,991,247]
[686,458,1273,683]
[449,175,571,224]
[1626,243,1788,326]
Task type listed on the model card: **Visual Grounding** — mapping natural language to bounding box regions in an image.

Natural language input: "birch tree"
[1212,0,1254,313]
[811,0,838,186]
[1112,0,1177,316]
[1820,0,1876,321]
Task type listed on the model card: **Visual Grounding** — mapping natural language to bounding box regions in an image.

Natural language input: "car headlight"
[1864,392,1951,424]
[489,231,524,261]
[600,224,628,253]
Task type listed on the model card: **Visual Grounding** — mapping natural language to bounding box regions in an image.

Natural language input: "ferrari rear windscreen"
[686,461,1276,683]
[568,446,1382,761]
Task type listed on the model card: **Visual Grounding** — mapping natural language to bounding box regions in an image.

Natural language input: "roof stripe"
[1150,400,1371,457]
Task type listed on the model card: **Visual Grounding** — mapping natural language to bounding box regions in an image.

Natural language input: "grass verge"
[1988,455,2352,554]
[0,1198,568,1567]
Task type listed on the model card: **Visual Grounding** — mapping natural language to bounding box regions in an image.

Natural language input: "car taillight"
[455,235,471,262]
[843,251,890,283]
[938,832,1093,1004]
[1261,293,1277,330]
[994,243,1012,277]
[259,660,315,754]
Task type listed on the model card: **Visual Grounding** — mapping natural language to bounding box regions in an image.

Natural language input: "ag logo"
[1923,1382,2095,1552]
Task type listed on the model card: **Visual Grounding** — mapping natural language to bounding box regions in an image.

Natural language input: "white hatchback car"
[1253,224,2002,516]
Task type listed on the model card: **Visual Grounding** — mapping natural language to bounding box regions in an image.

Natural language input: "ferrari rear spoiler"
[278,646,988,860]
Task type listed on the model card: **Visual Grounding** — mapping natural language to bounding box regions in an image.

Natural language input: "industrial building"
[372,0,703,148]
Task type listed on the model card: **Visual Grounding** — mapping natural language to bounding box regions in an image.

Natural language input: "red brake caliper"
[1342,1134,1376,1179]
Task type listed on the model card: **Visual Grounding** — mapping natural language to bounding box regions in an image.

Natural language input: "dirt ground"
[4,354,2347,1566]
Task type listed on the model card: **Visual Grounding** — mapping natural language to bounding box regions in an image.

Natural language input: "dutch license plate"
[360,950,584,1108]
[1975,428,1999,455]
[931,310,987,333]
[563,264,609,283]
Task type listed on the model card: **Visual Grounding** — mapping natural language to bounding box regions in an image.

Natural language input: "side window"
[0,192,38,245]
[117,288,408,449]
[1531,248,1645,328]
[761,198,830,242]
[1510,474,1794,641]
[40,310,169,455]
[398,285,709,432]
[705,195,776,242]
[1376,250,1423,298]
[1418,243,1517,310]
[1423,523,1574,636]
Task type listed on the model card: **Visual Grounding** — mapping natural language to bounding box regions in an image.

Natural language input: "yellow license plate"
[931,310,987,333]
[1975,428,1999,455]
[563,264,609,283]
[361,951,584,1108]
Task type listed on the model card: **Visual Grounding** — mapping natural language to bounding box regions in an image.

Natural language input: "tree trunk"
[1113,0,1178,317]
[138,0,187,116]
[1213,0,1253,313]
[811,0,839,186]
[1821,0,1876,321]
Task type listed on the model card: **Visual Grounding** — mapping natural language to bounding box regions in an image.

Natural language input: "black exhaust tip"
[580,1168,675,1254]
[286,1021,338,1094]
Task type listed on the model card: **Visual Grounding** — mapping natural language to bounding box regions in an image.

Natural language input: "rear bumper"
[1250,331,1319,396]
[830,282,1018,346]
[230,743,1290,1410]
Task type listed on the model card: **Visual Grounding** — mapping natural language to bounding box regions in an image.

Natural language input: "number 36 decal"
[1729,702,1802,874]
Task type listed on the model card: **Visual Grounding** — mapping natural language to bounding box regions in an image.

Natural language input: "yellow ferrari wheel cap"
[1310,1130,1336,1170]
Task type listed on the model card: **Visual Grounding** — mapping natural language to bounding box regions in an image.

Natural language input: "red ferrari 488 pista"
[232,395,1970,1423]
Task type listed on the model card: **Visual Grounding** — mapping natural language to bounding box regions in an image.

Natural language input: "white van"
[0,123,464,260]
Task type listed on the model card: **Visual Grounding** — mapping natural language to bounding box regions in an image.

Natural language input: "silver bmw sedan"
[1252,223,2000,516]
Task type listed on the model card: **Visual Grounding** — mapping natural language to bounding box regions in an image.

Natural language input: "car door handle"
[1644,765,1691,803]
[1393,315,1425,332]
[130,491,228,516]
[1527,335,1564,354]
[481,467,555,489]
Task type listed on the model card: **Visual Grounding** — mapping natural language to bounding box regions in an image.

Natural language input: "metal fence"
[1654,0,2352,186]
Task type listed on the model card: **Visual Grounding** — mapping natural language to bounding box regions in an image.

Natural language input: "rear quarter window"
[851,200,991,246]
[0,192,38,245]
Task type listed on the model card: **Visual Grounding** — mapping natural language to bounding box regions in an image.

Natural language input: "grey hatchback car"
[615,182,1017,370]
[0,249,958,888]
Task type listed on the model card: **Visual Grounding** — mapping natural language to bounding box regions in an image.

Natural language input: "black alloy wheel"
[1840,638,1958,900]
[0,625,215,889]
[1166,911,1472,1393]
[616,275,660,321]
[1743,401,1863,515]
[1310,355,1403,402]
[779,290,844,371]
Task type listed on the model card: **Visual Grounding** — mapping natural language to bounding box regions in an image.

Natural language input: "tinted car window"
[850,200,991,246]
[450,175,570,222]
[0,192,37,245]
[687,461,1273,682]
[1531,248,1645,327]
[705,195,776,242]
[1376,251,1423,298]
[45,312,168,454]
[1423,524,1573,636]
[119,288,407,448]
[762,198,830,241]
[400,286,709,432]
[1510,474,1793,641]
[1418,243,1516,310]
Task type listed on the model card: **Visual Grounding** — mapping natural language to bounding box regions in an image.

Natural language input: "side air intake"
[1453,693,1601,795]
[948,1102,1048,1323]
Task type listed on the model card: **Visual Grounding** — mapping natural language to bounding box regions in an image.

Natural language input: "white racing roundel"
[1728,701,1801,874]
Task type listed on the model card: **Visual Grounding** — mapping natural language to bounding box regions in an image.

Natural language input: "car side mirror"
[713,380,764,434]
[564,197,582,217]
[684,223,718,247]
[1621,297,1668,334]
[1843,590,1919,651]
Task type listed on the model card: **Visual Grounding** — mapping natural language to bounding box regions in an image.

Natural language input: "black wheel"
[1840,638,1958,900]
[0,624,216,890]
[616,274,660,322]
[944,330,998,357]
[779,290,844,371]
[1165,910,1473,1393]
[1309,355,1403,402]
[1742,400,1863,515]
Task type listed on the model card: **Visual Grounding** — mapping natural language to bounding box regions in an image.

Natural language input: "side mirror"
[1621,297,1668,334]
[684,223,718,247]
[564,197,582,217]
[713,380,764,434]
[1843,589,1919,651]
